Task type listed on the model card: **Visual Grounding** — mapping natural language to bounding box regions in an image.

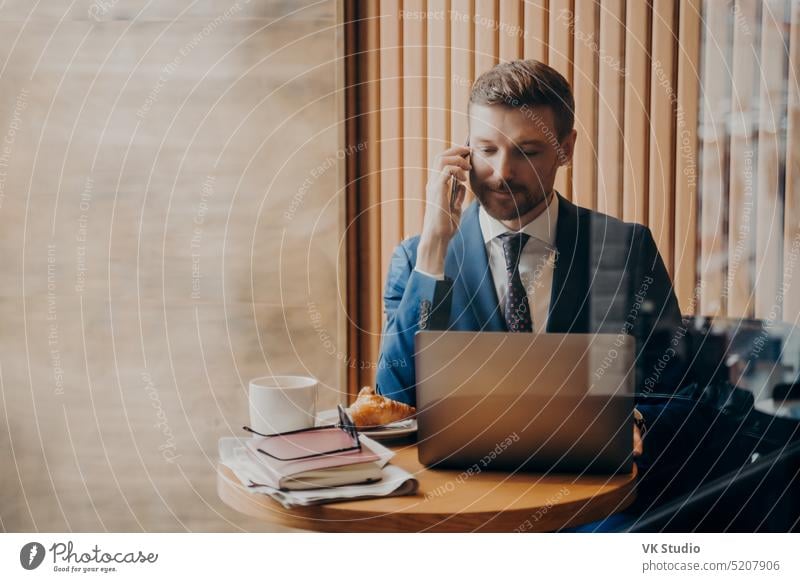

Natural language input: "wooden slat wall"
[379,0,404,300]
[596,0,626,218]
[428,1,451,174]
[403,0,427,239]
[345,0,800,393]
[572,0,599,210]
[499,1,524,62]
[345,0,383,396]
[623,0,651,225]
[475,0,499,87]
[450,0,473,207]
[549,0,574,199]
[362,0,383,381]
[648,0,677,272]
[523,0,548,62]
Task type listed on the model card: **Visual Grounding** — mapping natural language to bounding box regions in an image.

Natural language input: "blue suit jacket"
[376,194,685,408]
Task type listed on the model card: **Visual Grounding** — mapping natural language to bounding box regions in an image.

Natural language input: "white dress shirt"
[478,193,558,331]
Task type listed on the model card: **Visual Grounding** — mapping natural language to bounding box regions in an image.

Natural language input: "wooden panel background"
[344,0,800,393]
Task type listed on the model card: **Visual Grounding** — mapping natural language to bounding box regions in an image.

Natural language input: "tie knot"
[498,232,530,269]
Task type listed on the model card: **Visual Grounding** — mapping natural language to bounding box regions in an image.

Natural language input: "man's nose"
[490,150,515,186]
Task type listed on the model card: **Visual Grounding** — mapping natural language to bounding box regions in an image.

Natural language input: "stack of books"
[218,431,418,508]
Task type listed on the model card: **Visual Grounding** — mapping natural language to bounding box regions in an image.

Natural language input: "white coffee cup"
[248,375,319,435]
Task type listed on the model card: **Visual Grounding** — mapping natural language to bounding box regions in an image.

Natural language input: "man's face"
[468,103,576,221]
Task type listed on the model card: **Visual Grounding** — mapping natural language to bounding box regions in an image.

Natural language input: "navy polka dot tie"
[499,232,533,332]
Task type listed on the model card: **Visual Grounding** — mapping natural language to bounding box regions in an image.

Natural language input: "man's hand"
[633,423,643,457]
[417,145,471,274]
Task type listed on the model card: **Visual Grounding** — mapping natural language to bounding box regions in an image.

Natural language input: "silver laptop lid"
[414,331,635,474]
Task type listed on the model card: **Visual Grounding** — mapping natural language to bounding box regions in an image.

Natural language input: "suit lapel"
[547,194,590,332]
[445,195,590,333]
[445,202,506,331]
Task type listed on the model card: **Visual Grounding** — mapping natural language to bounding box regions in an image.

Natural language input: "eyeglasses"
[242,404,361,461]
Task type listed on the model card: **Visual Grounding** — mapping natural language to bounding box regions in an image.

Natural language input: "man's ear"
[556,129,577,167]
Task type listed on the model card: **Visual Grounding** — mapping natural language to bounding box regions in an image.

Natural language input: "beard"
[471,177,549,221]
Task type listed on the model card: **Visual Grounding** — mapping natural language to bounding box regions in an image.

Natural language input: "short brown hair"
[469,59,575,140]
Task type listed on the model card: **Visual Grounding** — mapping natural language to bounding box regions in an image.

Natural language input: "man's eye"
[478,148,495,153]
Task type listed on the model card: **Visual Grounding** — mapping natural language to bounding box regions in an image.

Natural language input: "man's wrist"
[417,236,449,274]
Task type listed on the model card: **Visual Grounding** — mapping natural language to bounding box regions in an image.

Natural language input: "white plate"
[316,408,417,439]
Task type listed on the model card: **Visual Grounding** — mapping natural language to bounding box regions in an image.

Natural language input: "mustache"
[480,182,528,194]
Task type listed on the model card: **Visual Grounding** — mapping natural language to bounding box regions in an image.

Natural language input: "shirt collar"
[478,191,559,247]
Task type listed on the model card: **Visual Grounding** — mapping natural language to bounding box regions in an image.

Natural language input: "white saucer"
[316,408,417,439]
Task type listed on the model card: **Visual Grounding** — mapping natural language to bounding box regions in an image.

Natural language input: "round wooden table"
[218,442,637,532]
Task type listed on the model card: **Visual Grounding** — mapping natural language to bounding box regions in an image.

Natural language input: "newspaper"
[218,436,418,508]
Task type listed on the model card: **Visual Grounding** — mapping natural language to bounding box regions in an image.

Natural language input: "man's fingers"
[454,183,467,206]
[437,154,472,171]
[436,145,471,160]
[436,165,468,185]
[448,183,467,216]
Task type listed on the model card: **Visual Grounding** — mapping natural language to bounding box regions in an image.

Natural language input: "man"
[375,60,685,463]
[370,62,789,532]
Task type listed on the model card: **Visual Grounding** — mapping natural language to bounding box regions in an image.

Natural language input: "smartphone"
[449,138,470,211]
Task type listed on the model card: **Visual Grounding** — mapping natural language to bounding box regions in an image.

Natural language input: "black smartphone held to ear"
[449,138,470,212]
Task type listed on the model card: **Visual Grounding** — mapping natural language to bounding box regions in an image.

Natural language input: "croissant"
[348,386,416,428]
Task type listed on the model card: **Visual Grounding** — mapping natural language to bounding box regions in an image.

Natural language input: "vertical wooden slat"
[572,0,599,210]
[499,1,524,62]
[726,0,759,318]
[648,0,678,275]
[785,0,800,324]
[548,0,574,83]
[475,0,498,75]
[674,0,702,314]
[523,0,548,63]
[698,0,731,316]
[597,0,625,218]
[344,0,360,398]
[428,0,451,162]
[623,0,651,225]
[549,0,574,199]
[345,0,383,397]
[362,0,383,391]
[451,0,474,204]
[450,0,473,139]
[403,0,427,239]
[754,0,788,320]
[379,0,404,288]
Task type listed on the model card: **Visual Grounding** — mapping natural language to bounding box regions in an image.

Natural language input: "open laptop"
[414,331,636,474]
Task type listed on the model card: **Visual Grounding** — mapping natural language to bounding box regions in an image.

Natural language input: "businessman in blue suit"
[372,60,774,531]
[374,59,700,506]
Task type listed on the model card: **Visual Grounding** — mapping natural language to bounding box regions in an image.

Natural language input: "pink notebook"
[243,429,381,490]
